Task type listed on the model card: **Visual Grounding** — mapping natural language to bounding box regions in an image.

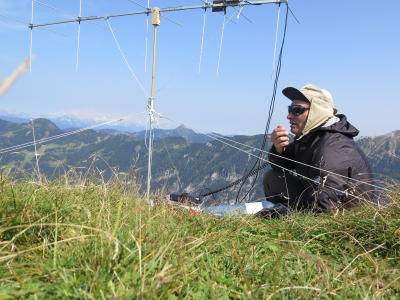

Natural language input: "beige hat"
[282,84,337,114]
[282,84,338,139]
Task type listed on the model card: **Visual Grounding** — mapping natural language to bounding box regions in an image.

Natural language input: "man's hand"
[271,125,289,154]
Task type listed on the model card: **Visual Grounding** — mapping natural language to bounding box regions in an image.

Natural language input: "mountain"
[0,111,213,142]
[97,128,131,136]
[356,130,400,181]
[0,118,267,202]
[0,118,398,203]
[0,114,30,124]
[0,110,146,133]
[130,125,212,143]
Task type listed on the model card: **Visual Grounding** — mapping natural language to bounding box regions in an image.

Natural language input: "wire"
[160,114,394,203]
[0,14,68,37]
[233,4,252,23]
[198,8,207,73]
[271,4,280,78]
[30,119,41,179]
[146,116,154,200]
[207,132,393,193]
[33,0,109,31]
[125,0,150,72]
[145,0,150,72]
[216,14,226,76]
[34,0,76,18]
[288,4,300,24]
[215,6,243,75]
[76,24,81,72]
[154,123,184,192]
[105,18,149,98]
[154,6,241,97]
[235,2,288,203]
[160,115,384,207]
[127,0,183,27]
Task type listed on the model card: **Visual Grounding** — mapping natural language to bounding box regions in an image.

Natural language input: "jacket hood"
[292,84,337,140]
[314,114,359,137]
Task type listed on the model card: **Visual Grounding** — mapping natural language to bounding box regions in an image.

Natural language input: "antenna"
[146,7,161,203]
[27,0,288,199]
[145,0,150,73]
[29,0,34,72]
[30,119,41,181]
[75,0,83,72]
[30,1,287,28]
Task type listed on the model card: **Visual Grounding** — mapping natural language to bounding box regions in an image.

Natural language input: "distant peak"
[29,118,60,131]
[176,125,189,130]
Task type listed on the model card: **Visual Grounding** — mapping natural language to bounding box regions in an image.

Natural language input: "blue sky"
[1,0,399,136]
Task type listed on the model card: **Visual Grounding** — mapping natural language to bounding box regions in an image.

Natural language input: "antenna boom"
[30,1,287,28]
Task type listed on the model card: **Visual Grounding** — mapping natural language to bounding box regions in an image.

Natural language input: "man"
[264,84,374,212]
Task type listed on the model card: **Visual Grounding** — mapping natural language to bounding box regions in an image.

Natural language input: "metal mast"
[146,7,161,202]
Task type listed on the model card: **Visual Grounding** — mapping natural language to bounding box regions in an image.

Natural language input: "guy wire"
[161,114,394,195]
[234,3,288,203]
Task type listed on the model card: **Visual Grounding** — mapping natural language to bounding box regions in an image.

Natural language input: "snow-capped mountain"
[0,109,153,133]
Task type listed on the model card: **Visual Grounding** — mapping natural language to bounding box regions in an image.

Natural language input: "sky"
[1,0,400,136]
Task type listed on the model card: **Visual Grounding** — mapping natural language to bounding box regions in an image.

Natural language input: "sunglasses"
[288,105,310,116]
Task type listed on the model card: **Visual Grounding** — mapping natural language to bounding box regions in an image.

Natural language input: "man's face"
[287,100,310,137]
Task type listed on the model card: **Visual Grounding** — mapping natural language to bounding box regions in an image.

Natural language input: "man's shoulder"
[318,130,365,164]
[318,114,360,137]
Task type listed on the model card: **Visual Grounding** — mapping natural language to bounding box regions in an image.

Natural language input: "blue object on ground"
[203,200,280,217]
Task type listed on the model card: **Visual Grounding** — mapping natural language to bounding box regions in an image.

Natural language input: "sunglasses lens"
[288,105,308,116]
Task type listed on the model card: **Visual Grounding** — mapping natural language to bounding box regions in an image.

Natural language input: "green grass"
[0,176,399,299]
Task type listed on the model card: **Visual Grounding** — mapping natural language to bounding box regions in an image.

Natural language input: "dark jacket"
[269,114,374,211]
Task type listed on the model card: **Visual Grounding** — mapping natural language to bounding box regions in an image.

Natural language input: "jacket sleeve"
[268,143,296,171]
[302,170,349,212]
[299,137,365,212]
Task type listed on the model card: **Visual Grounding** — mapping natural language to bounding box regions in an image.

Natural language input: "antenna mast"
[146,7,161,202]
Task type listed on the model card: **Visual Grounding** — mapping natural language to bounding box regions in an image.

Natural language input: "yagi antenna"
[76,0,83,72]
[27,0,288,202]
[29,1,287,28]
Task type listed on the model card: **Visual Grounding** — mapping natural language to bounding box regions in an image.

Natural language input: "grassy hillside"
[0,176,399,299]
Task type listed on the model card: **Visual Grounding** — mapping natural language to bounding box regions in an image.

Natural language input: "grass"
[0,175,399,299]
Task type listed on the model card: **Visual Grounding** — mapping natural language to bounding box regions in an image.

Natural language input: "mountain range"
[0,118,398,203]
[356,131,400,182]
[0,110,213,143]
[0,110,146,133]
